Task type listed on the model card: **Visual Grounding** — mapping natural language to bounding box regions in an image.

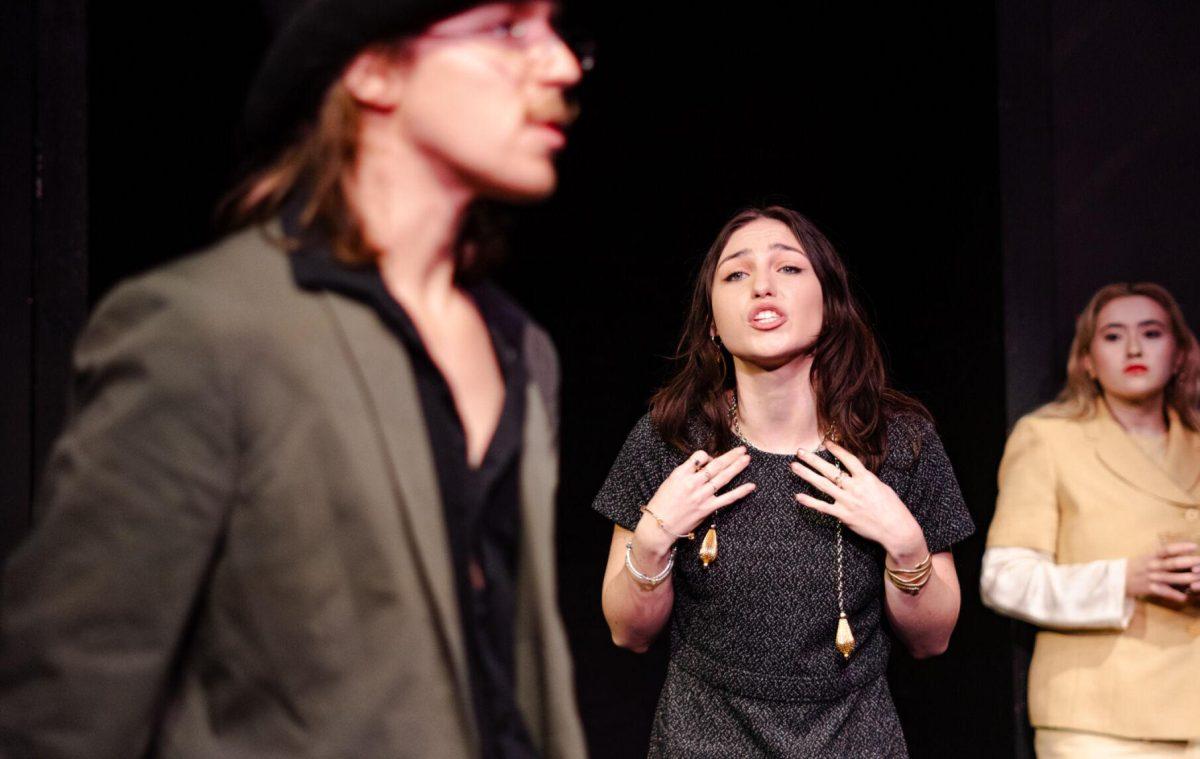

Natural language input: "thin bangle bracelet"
[885,552,932,575]
[640,505,694,541]
[885,553,933,595]
[625,541,675,588]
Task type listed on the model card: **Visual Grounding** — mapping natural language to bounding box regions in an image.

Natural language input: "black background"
[90,5,1007,753]
[5,1,1200,757]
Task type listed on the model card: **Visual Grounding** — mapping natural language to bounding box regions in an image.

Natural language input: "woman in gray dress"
[593,206,975,757]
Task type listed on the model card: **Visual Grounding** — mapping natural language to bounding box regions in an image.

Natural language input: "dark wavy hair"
[649,206,927,471]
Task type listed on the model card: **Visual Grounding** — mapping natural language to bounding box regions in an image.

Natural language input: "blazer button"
[1186,508,1200,522]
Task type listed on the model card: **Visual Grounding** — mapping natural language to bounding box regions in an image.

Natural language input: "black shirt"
[287,217,537,759]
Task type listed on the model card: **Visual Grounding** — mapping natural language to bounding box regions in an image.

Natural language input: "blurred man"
[0,1,587,756]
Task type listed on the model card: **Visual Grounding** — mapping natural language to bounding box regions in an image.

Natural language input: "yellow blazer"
[987,402,1200,741]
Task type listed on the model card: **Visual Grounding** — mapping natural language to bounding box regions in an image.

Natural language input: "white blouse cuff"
[980,546,1134,630]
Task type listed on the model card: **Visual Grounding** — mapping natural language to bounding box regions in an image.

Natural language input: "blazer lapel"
[1164,408,1200,497]
[518,382,556,551]
[319,293,475,718]
[1088,402,1200,506]
[514,377,556,746]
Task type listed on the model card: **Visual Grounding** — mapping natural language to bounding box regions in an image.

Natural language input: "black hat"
[244,0,481,154]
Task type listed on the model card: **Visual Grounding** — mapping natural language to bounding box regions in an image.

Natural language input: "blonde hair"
[1042,282,1200,430]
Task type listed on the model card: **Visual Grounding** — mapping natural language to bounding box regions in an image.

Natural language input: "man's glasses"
[426,18,597,74]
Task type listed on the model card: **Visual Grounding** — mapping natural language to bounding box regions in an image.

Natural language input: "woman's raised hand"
[636,446,756,555]
[791,442,927,563]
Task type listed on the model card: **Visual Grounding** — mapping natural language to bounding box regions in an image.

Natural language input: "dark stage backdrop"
[997,1,1200,754]
[83,3,1011,757]
[532,6,1009,758]
[1,1,1193,757]
[1000,0,1200,417]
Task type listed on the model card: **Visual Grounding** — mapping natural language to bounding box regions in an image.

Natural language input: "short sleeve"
[591,414,677,532]
[892,417,975,554]
[985,416,1060,554]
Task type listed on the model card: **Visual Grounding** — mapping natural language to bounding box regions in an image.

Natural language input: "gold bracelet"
[640,505,694,541]
[886,569,932,594]
[885,553,933,595]
[887,553,932,576]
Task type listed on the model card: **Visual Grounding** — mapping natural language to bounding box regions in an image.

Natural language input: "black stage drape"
[3,2,1199,757]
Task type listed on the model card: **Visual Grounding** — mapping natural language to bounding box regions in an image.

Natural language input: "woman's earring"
[710,334,727,384]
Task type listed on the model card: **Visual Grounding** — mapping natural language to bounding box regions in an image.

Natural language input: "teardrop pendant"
[699,525,718,567]
[835,612,856,659]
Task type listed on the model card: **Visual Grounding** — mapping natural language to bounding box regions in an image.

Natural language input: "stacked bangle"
[640,505,694,541]
[625,540,675,589]
[885,553,933,595]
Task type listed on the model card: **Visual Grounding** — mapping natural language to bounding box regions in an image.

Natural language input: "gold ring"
[693,459,705,473]
[833,470,845,488]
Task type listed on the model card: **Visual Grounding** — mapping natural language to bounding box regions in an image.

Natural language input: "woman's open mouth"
[748,307,787,331]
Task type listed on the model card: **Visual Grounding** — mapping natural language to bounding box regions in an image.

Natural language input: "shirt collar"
[281,198,525,367]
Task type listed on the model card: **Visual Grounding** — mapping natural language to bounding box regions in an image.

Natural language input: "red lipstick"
[1124,364,1149,375]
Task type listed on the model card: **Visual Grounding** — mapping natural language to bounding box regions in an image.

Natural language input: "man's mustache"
[528,93,580,127]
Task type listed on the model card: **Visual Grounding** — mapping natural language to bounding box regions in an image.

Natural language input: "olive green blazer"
[0,226,586,758]
[987,402,1200,740]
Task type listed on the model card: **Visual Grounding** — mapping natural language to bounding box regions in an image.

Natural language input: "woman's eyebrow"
[718,243,805,267]
[1099,318,1167,330]
[768,242,804,255]
[717,249,750,267]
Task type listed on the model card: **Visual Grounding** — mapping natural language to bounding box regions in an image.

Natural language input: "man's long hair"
[220,75,501,279]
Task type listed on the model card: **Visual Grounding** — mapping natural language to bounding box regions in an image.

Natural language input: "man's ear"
[341,47,406,110]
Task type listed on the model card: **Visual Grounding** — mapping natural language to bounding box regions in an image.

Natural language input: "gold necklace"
[726,394,856,660]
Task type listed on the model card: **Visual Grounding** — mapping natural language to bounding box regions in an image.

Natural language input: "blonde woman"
[983,282,1200,757]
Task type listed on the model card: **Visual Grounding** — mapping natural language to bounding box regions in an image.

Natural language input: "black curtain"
[6,2,1200,757]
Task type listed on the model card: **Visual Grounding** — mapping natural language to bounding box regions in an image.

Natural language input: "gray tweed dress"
[593,413,974,758]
